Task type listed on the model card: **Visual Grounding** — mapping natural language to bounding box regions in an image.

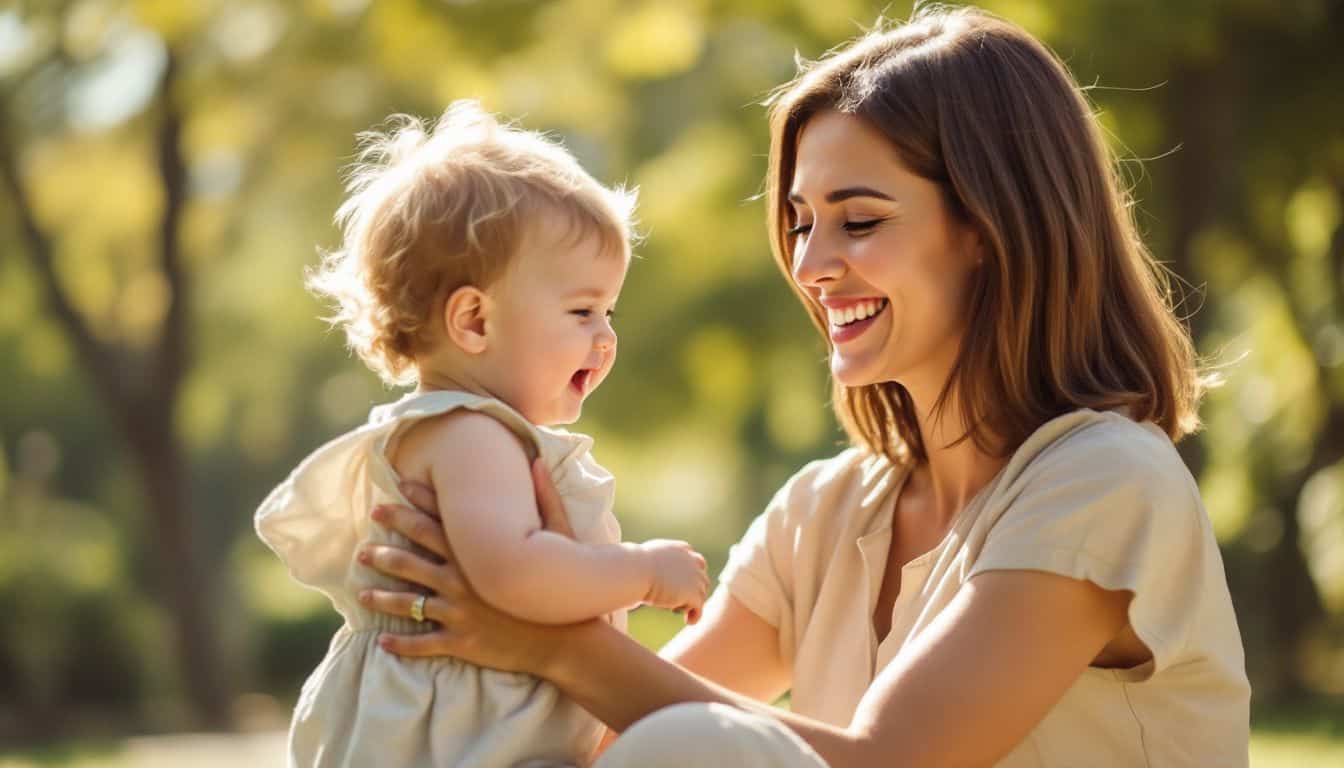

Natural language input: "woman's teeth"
[827,299,887,326]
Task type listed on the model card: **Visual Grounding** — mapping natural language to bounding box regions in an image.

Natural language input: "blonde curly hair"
[308,100,637,386]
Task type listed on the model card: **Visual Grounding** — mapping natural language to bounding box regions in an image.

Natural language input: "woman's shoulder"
[784,446,896,495]
[1009,408,1195,496]
[767,447,903,533]
[978,408,1206,547]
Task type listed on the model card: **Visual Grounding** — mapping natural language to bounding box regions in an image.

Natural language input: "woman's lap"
[594,703,829,768]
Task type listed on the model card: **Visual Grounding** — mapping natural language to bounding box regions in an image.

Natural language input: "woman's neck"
[907,393,1007,527]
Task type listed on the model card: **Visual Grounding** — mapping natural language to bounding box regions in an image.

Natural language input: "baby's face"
[483,219,628,426]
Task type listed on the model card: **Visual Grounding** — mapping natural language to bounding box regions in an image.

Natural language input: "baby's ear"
[443,285,489,355]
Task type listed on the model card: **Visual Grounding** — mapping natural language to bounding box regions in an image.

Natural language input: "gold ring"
[410,594,427,623]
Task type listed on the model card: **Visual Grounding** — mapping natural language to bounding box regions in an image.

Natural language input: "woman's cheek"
[851,236,900,280]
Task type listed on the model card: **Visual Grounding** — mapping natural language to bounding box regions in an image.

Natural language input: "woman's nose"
[791,233,845,288]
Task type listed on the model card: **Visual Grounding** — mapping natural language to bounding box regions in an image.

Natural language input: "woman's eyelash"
[843,219,884,232]
[786,219,885,236]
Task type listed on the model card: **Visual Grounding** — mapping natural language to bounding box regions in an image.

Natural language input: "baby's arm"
[395,411,705,624]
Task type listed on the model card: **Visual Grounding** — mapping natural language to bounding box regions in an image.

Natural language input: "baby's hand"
[637,539,710,624]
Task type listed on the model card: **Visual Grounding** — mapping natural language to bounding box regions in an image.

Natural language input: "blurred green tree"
[0,11,227,728]
[0,0,1341,740]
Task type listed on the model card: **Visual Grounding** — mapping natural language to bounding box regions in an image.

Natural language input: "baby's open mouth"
[570,369,594,396]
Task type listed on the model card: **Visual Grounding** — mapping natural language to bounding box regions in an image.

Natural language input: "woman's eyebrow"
[788,186,896,204]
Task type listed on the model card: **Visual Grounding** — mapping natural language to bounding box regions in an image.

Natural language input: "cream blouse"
[720,409,1250,766]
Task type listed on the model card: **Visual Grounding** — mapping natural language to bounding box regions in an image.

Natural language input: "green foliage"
[1,0,1343,745]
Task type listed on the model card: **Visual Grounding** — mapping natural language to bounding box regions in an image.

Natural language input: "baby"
[255,101,709,768]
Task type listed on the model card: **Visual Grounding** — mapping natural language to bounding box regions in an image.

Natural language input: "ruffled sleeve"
[254,425,380,596]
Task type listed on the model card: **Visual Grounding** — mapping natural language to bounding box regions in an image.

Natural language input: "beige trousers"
[594,703,830,768]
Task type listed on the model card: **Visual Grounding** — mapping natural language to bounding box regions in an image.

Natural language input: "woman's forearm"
[543,619,724,730]
[541,620,864,765]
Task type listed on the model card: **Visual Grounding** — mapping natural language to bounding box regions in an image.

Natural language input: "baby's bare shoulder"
[391,410,530,480]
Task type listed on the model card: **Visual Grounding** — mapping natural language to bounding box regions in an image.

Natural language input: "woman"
[356,6,1250,765]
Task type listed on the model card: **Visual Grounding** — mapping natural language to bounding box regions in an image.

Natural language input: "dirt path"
[0,731,288,768]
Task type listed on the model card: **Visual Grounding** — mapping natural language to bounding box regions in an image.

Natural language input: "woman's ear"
[443,286,490,355]
[962,223,987,268]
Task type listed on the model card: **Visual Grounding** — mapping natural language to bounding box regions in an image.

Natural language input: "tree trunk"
[0,49,233,729]
[1261,398,1344,703]
[125,407,232,729]
[1163,59,1238,478]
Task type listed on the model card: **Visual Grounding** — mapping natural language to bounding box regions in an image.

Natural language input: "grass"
[2,613,1340,766]
[1248,694,1344,766]
[4,718,1340,767]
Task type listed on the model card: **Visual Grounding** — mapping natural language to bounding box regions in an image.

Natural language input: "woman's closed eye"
[786,218,886,237]
[843,218,885,233]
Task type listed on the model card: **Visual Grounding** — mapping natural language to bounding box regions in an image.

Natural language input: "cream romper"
[256,390,625,768]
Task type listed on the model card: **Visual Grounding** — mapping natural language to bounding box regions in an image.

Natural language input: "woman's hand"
[357,457,579,675]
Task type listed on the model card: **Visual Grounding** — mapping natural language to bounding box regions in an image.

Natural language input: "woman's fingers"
[372,503,454,561]
[358,588,444,622]
[361,543,464,597]
[378,630,461,659]
[397,481,440,518]
[532,458,576,539]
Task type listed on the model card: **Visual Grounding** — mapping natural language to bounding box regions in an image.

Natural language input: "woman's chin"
[830,354,882,389]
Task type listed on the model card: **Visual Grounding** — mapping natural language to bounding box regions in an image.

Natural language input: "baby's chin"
[527,403,584,427]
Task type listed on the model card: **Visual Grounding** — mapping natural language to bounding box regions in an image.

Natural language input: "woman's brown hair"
[765,4,1210,464]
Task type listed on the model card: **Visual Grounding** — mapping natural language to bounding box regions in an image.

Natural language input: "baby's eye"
[570,309,593,318]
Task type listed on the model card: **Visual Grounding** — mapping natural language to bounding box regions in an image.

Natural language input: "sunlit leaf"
[603,1,706,80]
[1300,463,1344,613]
[129,0,209,44]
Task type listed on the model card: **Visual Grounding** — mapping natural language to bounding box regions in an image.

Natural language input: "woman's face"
[787,110,982,398]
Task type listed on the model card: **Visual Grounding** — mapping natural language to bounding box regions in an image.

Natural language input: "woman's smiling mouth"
[826,298,888,343]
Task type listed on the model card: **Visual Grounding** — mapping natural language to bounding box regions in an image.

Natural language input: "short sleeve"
[719,479,799,633]
[968,419,1211,677]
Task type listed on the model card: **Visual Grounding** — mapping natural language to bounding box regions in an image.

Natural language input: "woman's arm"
[658,587,791,704]
[842,570,1134,766]
[364,468,1131,767]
